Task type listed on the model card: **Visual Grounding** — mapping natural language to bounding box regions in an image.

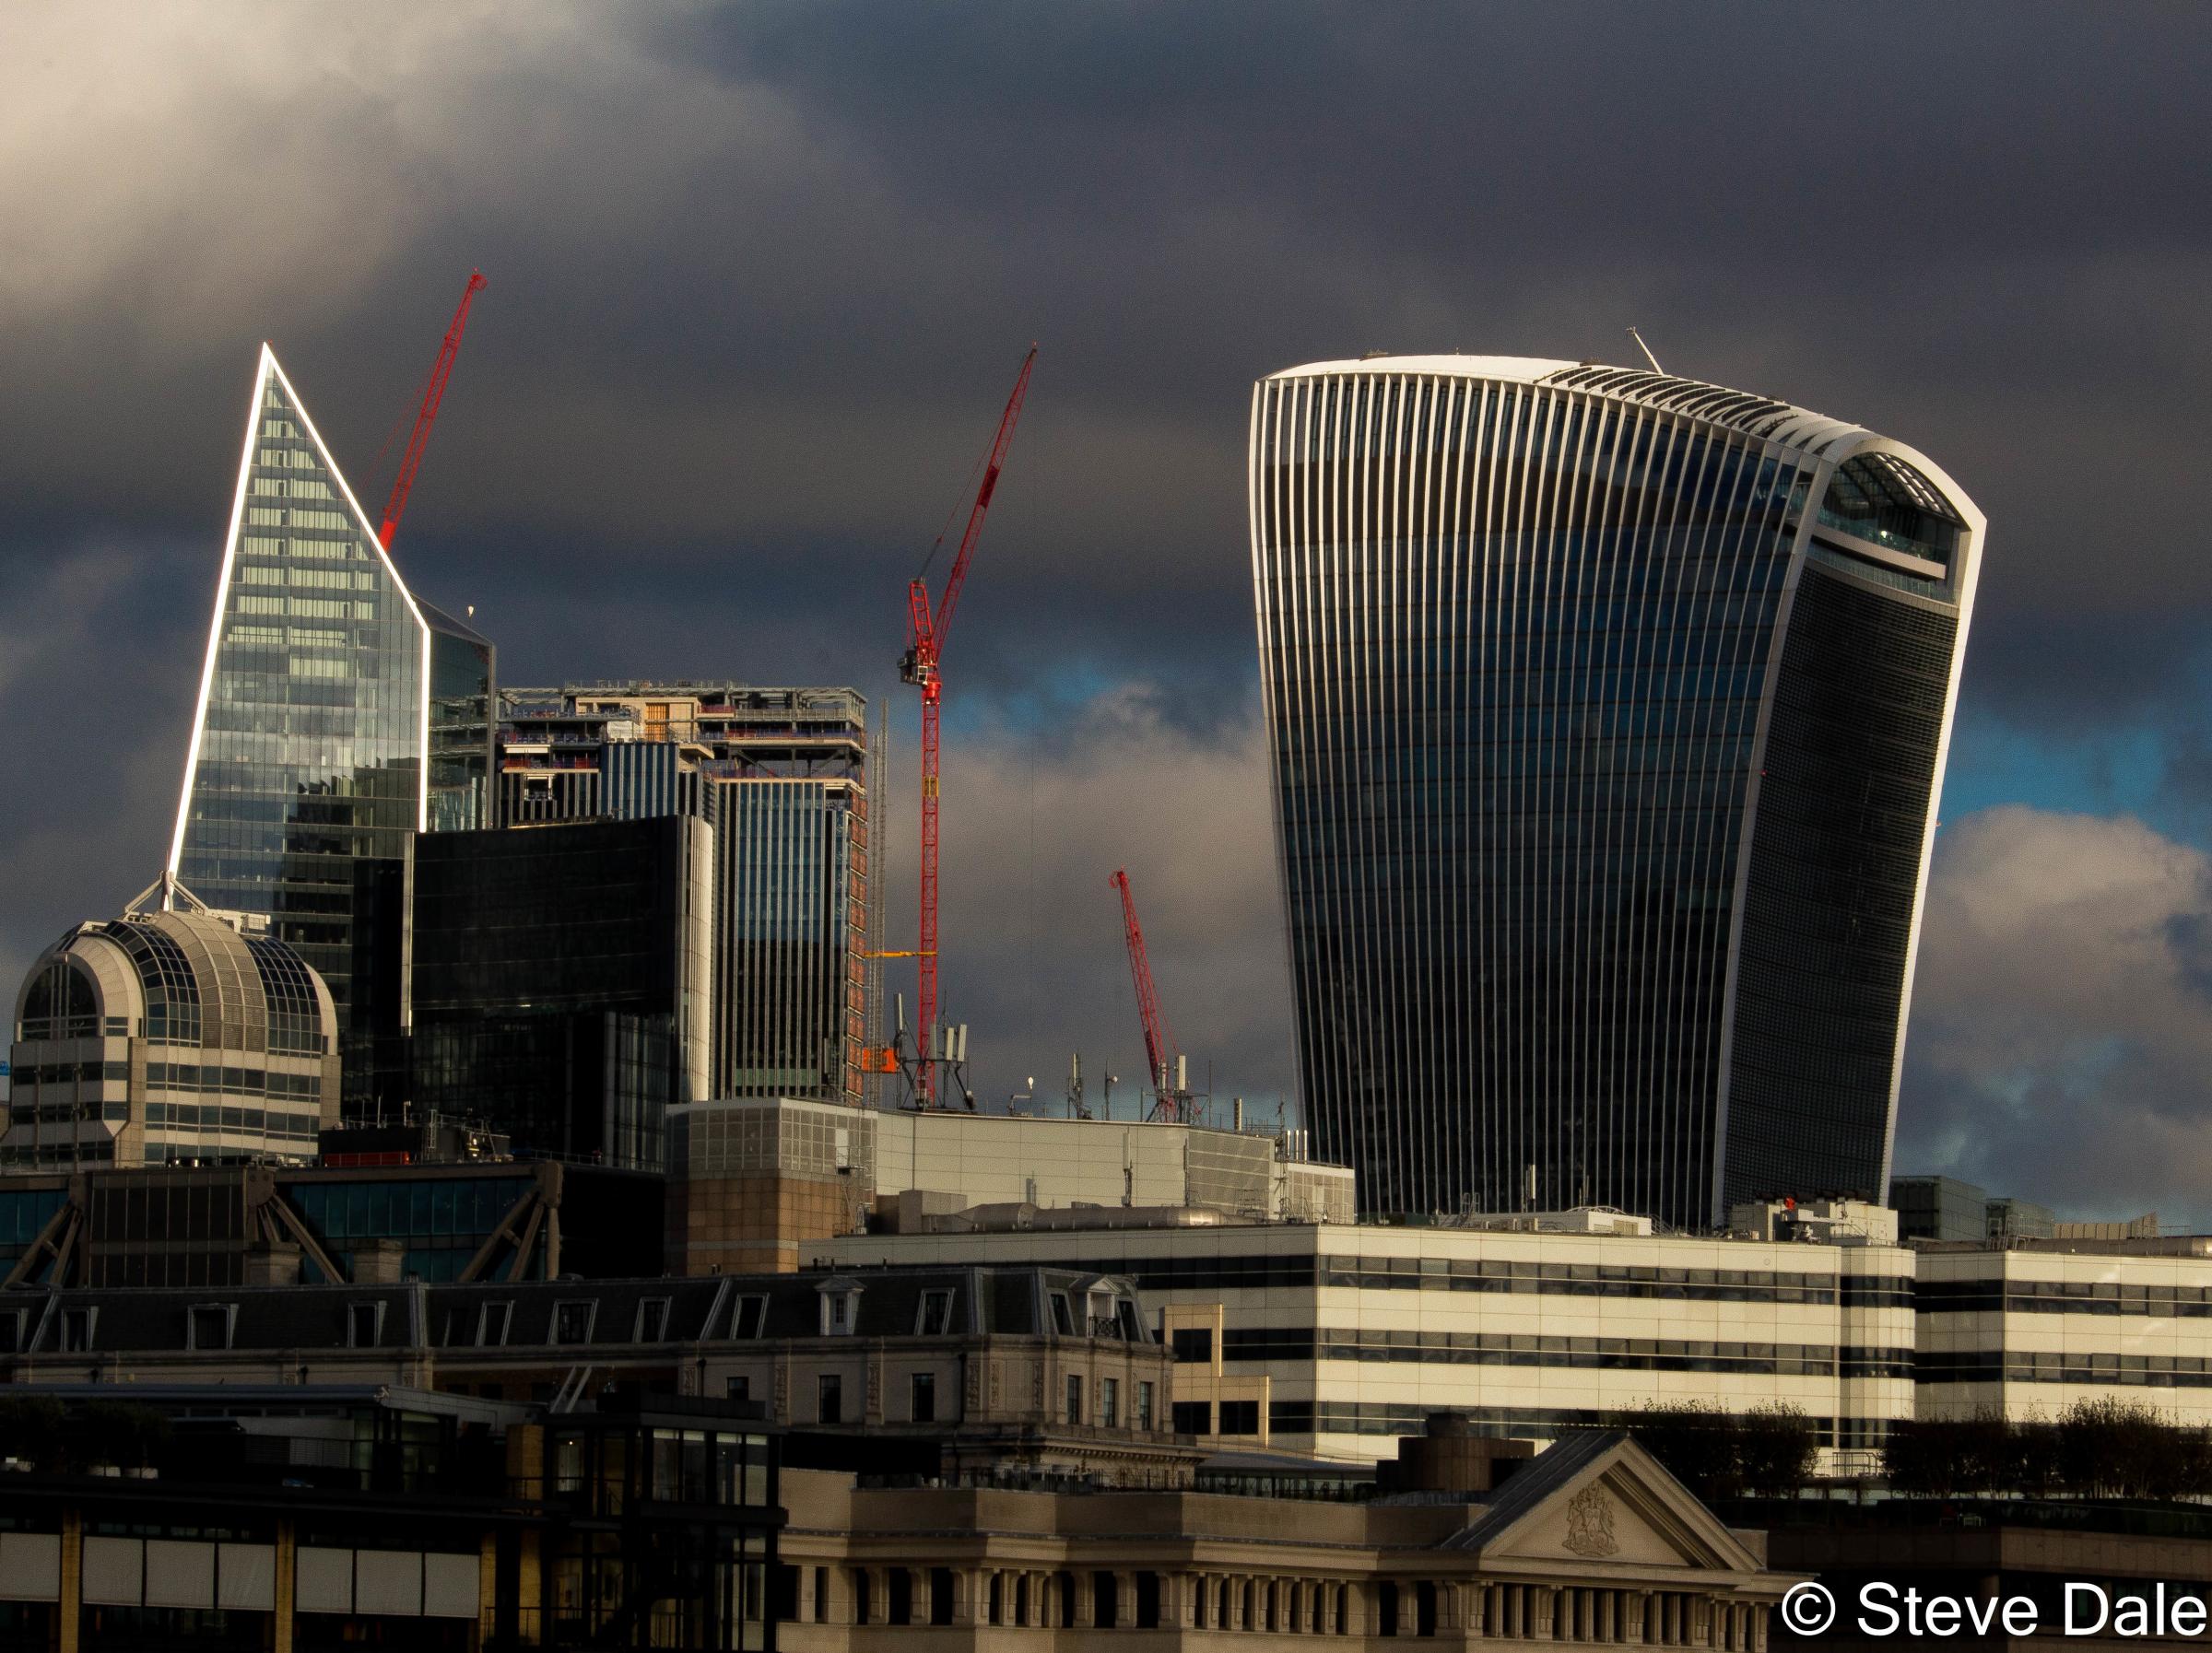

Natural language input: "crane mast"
[899,346,1037,1104]
[1111,867,1184,1122]
[379,269,488,549]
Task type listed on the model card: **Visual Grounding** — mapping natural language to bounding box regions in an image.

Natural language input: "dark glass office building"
[410,815,713,1169]
[168,346,494,1111]
[1250,356,1984,1226]
[497,685,868,1104]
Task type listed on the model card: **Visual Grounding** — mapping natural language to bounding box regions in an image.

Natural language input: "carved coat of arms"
[1562,1484,1619,1559]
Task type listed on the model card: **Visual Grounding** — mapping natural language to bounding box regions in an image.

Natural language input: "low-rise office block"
[818,1214,1918,1471]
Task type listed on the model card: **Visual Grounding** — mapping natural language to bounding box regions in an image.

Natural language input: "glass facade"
[410,816,712,1168]
[494,685,869,1104]
[169,348,492,1109]
[707,778,865,1099]
[1250,358,1982,1226]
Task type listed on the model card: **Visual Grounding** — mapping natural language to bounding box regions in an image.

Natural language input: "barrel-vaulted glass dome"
[1249,354,1983,1225]
[7,903,339,1168]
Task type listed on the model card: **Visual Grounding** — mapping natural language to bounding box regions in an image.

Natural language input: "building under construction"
[495,683,870,1108]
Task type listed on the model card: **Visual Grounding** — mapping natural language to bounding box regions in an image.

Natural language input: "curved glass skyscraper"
[1250,356,1983,1226]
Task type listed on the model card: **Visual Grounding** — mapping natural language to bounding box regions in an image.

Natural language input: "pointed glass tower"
[168,346,494,1108]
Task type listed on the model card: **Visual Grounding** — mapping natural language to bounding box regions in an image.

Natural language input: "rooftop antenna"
[1627,326,1664,375]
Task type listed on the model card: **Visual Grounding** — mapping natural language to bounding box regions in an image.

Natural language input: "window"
[1050,1293,1074,1335]
[188,1304,235,1351]
[730,1294,768,1338]
[554,1300,597,1345]
[480,1302,513,1347]
[1065,1375,1083,1426]
[634,1297,671,1342]
[915,1288,955,1336]
[818,1284,860,1336]
[911,1371,936,1424]
[1218,1400,1260,1436]
[1087,1287,1119,1334]
[1171,1327,1214,1364]
[1100,1378,1120,1428]
[0,1312,23,1355]
[347,1302,383,1348]
[726,1376,751,1402]
[818,1372,843,1424]
[60,1308,95,1353]
[1172,1401,1212,1435]
[1136,1381,1155,1431]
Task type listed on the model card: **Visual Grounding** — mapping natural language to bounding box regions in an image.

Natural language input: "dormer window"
[818,1279,863,1337]
[915,1288,955,1336]
[188,1303,237,1351]
[634,1297,671,1342]
[1077,1277,1127,1337]
[346,1302,384,1348]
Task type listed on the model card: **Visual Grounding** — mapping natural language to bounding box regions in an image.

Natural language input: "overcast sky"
[6,3,2211,1222]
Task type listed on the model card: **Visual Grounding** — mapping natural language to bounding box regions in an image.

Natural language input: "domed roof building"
[7,881,338,1171]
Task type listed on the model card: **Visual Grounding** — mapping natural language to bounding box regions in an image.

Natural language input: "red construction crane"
[1111,867,1185,1122]
[900,345,1037,1104]
[378,269,488,549]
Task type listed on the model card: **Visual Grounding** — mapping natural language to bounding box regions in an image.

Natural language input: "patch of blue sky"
[1939,712,2171,837]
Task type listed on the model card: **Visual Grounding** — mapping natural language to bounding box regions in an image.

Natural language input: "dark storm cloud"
[1897,807,2212,1229]
[4,3,2212,1139]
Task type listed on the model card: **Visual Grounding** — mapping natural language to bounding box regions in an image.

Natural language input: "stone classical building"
[778,1425,1793,1649]
[2,1264,1190,1487]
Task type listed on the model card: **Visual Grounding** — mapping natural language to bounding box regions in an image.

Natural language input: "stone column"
[1624,1591,1649,1645]
[1436,1582,1462,1635]
[1118,1571,1137,1629]
[271,1517,293,1653]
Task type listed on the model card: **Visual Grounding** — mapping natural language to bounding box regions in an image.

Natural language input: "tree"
[65,1401,171,1471]
[1607,1402,1741,1501]
[1736,1403,1818,1497]
[0,1396,65,1471]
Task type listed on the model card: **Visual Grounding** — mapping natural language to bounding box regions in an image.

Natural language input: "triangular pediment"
[1446,1433,1763,1577]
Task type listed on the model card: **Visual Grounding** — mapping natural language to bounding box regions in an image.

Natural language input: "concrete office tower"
[169,346,494,1108]
[1250,357,1984,1226]
[6,897,339,1171]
